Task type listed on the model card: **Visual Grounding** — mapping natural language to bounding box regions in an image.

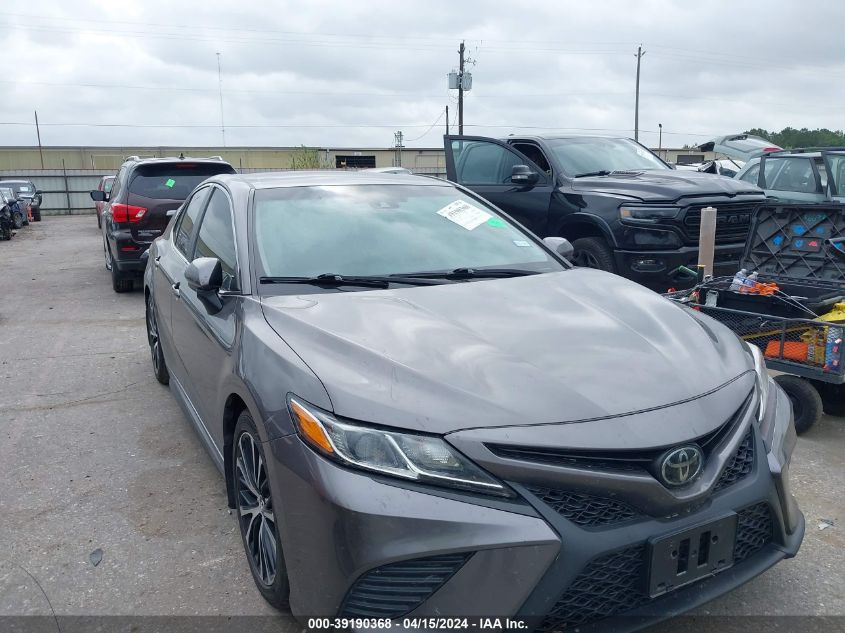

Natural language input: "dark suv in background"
[444,135,766,290]
[92,156,236,292]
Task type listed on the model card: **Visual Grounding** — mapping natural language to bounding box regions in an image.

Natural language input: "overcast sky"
[4,0,845,149]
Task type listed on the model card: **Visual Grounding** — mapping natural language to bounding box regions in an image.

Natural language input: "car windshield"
[253,184,563,282]
[546,137,668,176]
[0,182,33,196]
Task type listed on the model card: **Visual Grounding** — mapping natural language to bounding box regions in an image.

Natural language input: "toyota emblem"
[658,445,703,487]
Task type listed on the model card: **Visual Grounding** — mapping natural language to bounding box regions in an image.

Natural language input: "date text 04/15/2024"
[307,618,528,630]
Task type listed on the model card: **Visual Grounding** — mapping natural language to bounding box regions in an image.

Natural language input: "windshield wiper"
[394,267,542,280]
[573,170,612,178]
[259,273,444,288]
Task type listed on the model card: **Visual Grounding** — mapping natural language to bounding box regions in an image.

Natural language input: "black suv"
[92,156,236,292]
[444,135,766,289]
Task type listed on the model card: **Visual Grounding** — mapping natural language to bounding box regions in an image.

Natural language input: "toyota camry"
[143,170,803,630]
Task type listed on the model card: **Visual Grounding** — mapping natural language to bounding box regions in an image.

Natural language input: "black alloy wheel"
[145,292,169,385]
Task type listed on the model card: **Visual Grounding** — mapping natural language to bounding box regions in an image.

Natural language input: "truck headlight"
[288,396,513,497]
[620,205,680,220]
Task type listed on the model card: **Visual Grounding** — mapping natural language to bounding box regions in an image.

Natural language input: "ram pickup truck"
[444,135,767,289]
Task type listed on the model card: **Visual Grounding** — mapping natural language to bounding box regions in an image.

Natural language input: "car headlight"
[288,396,513,497]
[747,342,771,423]
[619,205,680,220]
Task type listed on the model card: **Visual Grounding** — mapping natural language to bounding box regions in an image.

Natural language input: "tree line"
[745,127,845,149]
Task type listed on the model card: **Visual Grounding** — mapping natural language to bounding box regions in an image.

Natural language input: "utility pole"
[445,105,449,135]
[34,110,44,168]
[658,123,663,157]
[634,45,645,142]
[458,41,465,134]
[216,52,226,147]
[394,131,404,167]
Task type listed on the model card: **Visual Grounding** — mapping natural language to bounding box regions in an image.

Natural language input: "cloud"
[3,0,845,149]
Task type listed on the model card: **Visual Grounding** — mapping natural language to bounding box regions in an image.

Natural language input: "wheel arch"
[223,392,250,508]
[555,213,618,247]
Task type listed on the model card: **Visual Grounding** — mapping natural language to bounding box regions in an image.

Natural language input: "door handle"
[154,255,161,267]
[171,281,181,298]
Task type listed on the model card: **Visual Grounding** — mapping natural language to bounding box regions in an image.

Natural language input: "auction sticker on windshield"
[437,200,491,230]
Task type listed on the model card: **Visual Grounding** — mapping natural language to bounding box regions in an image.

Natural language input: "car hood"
[260,269,752,435]
[570,169,761,202]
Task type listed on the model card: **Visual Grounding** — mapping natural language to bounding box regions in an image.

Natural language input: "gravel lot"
[1,216,843,632]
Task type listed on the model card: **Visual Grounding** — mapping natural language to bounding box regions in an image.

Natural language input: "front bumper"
[264,385,802,630]
[614,243,743,290]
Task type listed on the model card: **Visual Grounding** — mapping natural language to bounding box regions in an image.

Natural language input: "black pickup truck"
[444,135,766,289]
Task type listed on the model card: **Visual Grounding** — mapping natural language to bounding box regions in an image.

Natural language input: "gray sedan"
[143,171,802,629]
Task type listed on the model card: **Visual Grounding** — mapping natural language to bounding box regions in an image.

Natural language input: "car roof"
[122,156,232,168]
[0,179,32,184]
[210,170,448,189]
[499,134,628,142]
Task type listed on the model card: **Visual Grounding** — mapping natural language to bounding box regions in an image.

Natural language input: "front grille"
[683,203,754,244]
[537,504,774,630]
[526,487,640,527]
[338,553,472,618]
[714,430,755,492]
[487,397,748,475]
[734,502,773,563]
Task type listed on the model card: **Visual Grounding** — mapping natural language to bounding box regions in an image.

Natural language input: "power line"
[403,109,448,142]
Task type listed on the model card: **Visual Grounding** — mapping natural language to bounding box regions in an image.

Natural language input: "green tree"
[744,127,845,149]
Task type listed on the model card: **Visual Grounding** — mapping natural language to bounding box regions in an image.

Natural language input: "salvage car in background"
[92,156,236,292]
[735,148,845,203]
[143,170,802,629]
[94,175,115,228]
[443,134,765,290]
[698,134,783,162]
[0,179,43,222]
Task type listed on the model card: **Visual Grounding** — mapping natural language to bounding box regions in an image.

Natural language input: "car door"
[155,185,212,379]
[170,185,240,447]
[443,135,554,235]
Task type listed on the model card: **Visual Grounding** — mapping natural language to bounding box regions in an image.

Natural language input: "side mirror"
[543,236,574,260]
[185,257,224,313]
[90,190,106,202]
[511,164,539,185]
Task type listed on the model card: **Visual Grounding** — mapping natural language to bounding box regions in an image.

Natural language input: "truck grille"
[526,487,641,527]
[683,203,754,245]
[536,504,773,631]
[338,552,472,618]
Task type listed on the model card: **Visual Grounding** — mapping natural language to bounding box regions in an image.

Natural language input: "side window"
[769,158,816,193]
[739,163,760,184]
[109,167,125,200]
[193,188,238,291]
[174,187,211,257]
[512,143,552,175]
[452,140,527,185]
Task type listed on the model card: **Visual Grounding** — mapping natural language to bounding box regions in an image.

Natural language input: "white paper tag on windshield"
[437,200,491,230]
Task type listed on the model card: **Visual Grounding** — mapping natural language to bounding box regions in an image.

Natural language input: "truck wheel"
[810,381,845,417]
[775,375,822,434]
[11,211,23,229]
[570,237,616,272]
[32,208,41,222]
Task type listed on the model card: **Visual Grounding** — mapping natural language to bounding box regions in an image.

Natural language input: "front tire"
[145,292,169,385]
[11,211,23,229]
[570,237,616,272]
[32,207,41,222]
[233,412,290,610]
[775,375,822,434]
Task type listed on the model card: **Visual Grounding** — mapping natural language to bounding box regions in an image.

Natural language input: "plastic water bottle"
[739,271,758,294]
[729,269,747,291]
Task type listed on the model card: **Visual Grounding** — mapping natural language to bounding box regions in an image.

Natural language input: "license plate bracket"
[647,513,737,598]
